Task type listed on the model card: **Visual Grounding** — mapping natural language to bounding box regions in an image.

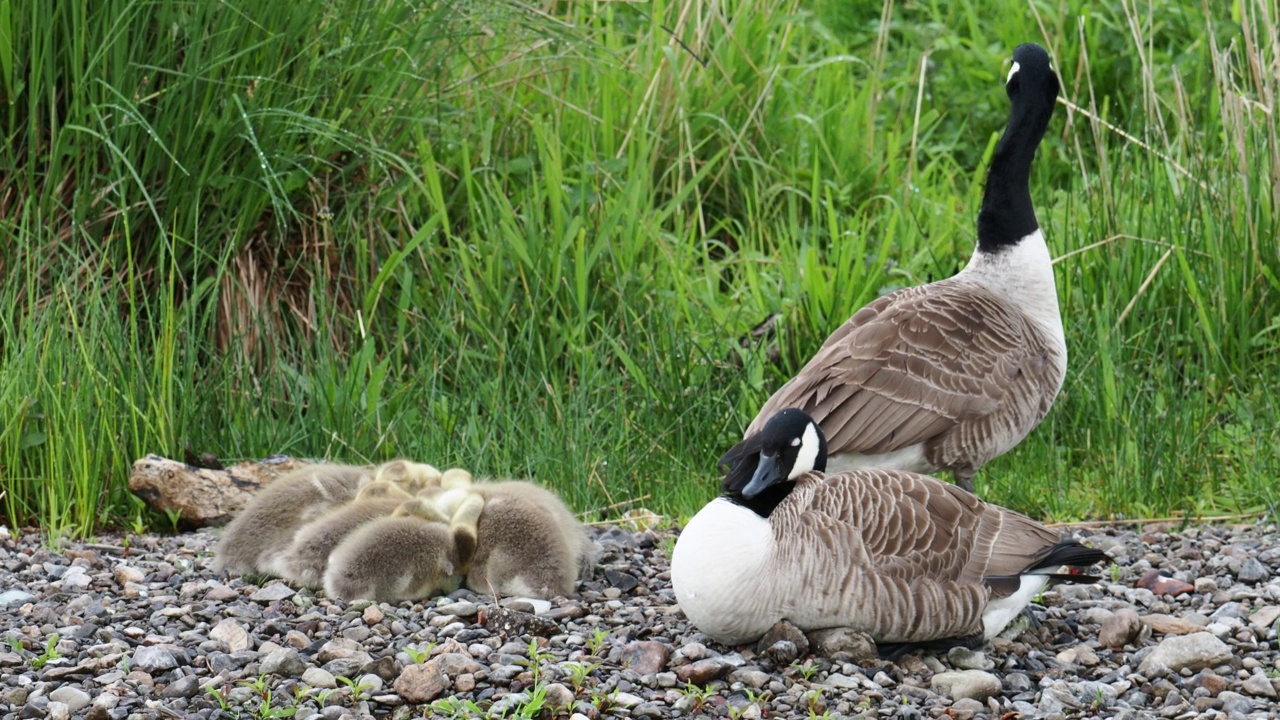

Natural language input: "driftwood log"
[128,454,312,527]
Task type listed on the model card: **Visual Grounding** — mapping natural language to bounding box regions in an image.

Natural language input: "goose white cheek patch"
[790,423,821,478]
[1007,61,1020,84]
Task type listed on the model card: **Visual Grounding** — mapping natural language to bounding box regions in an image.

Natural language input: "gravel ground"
[2,520,1280,720]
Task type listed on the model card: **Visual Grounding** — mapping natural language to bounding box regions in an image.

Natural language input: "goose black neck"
[976,84,1055,254]
[727,482,794,519]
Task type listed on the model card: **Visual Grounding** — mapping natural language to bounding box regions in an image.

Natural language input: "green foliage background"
[1,0,1276,535]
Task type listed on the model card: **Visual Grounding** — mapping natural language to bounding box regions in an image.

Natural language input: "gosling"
[277,480,413,588]
[214,463,370,577]
[373,459,444,495]
[322,501,465,603]
[464,480,595,599]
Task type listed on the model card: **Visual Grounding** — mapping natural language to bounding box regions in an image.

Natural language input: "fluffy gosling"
[464,481,595,599]
[276,480,413,588]
[321,508,463,603]
[214,463,370,577]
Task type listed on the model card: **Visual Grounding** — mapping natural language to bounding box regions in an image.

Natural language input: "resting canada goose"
[748,44,1065,493]
[214,463,371,576]
[453,481,595,598]
[374,459,444,494]
[671,408,1110,650]
[322,507,464,602]
[276,480,414,588]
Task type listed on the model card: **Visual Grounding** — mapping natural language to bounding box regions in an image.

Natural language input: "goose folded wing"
[748,287,1043,457]
[778,471,989,582]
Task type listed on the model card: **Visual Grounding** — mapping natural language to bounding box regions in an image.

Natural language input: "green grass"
[1,0,1277,535]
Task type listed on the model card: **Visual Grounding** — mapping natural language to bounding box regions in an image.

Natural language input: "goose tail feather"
[1024,539,1111,573]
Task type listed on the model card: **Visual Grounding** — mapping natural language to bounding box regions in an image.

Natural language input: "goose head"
[1003,44,1059,139]
[721,408,828,514]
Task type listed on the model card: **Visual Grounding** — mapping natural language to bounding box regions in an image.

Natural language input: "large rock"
[128,454,308,526]
[1138,632,1234,676]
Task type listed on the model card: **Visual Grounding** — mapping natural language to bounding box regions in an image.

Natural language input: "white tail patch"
[981,574,1049,639]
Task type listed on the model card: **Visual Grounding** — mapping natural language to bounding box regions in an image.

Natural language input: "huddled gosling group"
[213,460,596,603]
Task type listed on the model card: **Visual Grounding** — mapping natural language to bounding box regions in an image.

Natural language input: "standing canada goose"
[277,480,414,588]
[460,481,595,598]
[214,463,371,576]
[748,44,1065,492]
[672,408,1109,650]
[322,507,464,602]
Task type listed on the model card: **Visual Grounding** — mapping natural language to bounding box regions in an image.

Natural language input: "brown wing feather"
[766,469,1064,639]
[749,281,1061,472]
[777,470,1059,586]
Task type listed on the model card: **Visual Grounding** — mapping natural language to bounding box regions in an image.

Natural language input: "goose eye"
[790,438,801,447]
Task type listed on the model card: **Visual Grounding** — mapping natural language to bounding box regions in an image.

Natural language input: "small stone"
[621,641,670,676]
[210,618,252,652]
[362,605,385,625]
[947,647,993,670]
[112,565,145,586]
[603,569,640,593]
[1136,569,1194,596]
[0,589,37,607]
[807,627,876,663]
[434,601,477,618]
[204,584,239,602]
[47,701,72,720]
[823,673,862,690]
[433,653,483,677]
[133,646,178,672]
[1241,672,1277,698]
[357,673,384,694]
[612,692,644,708]
[930,670,1002,702]
[500,597,552,614]
[455,673,476,692]
[362,654,402,682]
[159,675,201,699]
[727,668,770,689]
[260,648,307,677]
[1238,558,1269,583]
[1142,613,1203,636]
[1138,632,1234,676]
[632,701,667,719]
[675,657,735,685]
[316,638,364,662]
[1248,605,1280,630]
[302,667,337,689]
[48,687,91,713]
[543,683,575,709]
[757,620,809,664]
[1189,668,1229,696]
[249,583,296,602]
[483,606,559,637]
[950,697,984,720]
[1219,690,1255,716]
[393,662,448,703]
[1099,609,1143,647]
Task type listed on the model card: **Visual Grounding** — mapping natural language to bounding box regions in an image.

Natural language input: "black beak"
[742,454,780,499]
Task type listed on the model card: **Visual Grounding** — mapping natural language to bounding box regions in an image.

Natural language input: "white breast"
[671,498,778,645]
[955,229,1066,363]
